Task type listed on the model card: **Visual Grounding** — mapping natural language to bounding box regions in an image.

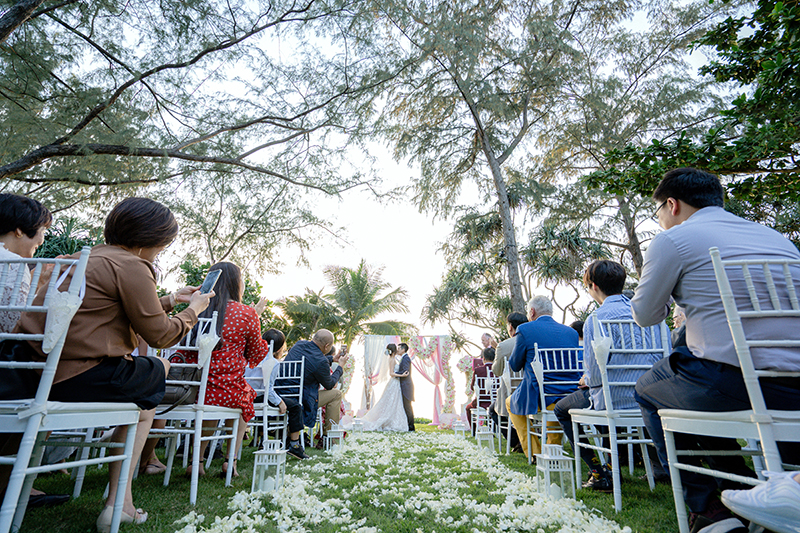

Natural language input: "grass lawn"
[19,423,678,533]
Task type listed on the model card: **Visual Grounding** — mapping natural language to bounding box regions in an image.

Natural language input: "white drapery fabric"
[409,336,447,424]
[361,335,400,410]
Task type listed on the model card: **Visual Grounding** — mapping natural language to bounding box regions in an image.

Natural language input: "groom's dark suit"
[397,353,415,431]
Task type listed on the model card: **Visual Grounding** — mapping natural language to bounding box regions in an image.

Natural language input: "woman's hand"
[253,296,270,315]
[187,289,215,314]
[174,285,200,304]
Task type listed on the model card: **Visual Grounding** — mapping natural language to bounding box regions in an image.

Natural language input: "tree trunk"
[617,195,645,276]
[0,0,46,43]
[480,134,526,313]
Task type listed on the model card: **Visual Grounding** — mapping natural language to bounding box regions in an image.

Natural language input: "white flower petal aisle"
[174,432,632,533]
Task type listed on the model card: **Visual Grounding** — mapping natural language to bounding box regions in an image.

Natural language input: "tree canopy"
[585,0,800,204]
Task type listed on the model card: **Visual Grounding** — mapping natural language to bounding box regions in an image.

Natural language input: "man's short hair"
[652,167,724,209]
[262,328,286,353]
[583,260,626,296]
[506,312,527,331]
[398,342,409,353]
[528,295,553,316]
[482,347,495,362]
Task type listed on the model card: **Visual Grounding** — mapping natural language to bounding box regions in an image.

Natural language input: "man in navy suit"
[506,295,580,459]
[278,329,349,448]
[396,343,415,431]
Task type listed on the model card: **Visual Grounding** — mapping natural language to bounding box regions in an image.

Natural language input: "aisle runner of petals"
[174,432,632,533]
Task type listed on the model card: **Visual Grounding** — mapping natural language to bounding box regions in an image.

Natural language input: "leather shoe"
[28,493,69,508]
[639,473,670,484]
[582,473,613,493]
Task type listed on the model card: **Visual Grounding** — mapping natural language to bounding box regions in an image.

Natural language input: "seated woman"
[0,193,51,333]
[0,194,68,508]
[0,197,214,532]
[187,262,271,477]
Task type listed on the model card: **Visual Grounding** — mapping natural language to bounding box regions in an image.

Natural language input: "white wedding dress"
[361,355,409,432]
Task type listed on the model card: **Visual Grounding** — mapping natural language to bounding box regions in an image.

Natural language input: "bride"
[361,344,410,432]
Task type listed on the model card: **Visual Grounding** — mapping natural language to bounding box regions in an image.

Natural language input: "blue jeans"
[635,347,800,513]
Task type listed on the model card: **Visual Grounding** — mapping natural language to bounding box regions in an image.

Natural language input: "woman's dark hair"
[386,343,397,356]
[0,193,52,237]
[652,167,724,209]
[262,328,286,354]
[196,262,242,345]
[570,320,585,340]
[506,312,527,331]
[104,198,178,249]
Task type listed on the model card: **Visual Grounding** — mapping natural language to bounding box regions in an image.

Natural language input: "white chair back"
[592,315,670,412]
[273,358,305,406]
[474,375,494,407]
[0,248,91,406]
[243,340,274,402]
[163,312,218,407]
[531,345,583,410]
[710,246,800,471]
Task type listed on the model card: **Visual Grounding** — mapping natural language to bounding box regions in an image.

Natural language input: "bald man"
[278,329,349,450]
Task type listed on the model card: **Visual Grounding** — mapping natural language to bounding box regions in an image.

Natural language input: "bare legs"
[138,419,167,474]
[193,415,247,478]
[104,409,154,518]
[101,359,170,519]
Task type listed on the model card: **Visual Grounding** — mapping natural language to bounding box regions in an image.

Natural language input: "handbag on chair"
[157,353,201,415]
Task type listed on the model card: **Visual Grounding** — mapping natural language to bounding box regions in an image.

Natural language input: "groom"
[397,343,415,431]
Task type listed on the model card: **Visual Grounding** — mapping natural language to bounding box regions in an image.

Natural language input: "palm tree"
[324,260,412,345]
[276,289,340,346]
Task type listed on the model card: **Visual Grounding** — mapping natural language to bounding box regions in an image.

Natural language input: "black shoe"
[286,442,309,460]
[639,473,670,484]
[582,473,613,493]
[27,493,69,508]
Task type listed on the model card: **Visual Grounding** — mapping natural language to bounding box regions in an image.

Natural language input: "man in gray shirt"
[632,168,800,532]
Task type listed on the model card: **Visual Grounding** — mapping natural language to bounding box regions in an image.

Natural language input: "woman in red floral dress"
[189,262,270,477]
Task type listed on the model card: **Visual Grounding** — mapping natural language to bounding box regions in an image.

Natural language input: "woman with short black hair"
[0,194,52,333]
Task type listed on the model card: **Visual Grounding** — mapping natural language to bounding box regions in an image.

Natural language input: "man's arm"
[508,330,525,372]
[310,354,343,390]
[632,233,682,327]
[582,314,600,388]
[397,354,411,376]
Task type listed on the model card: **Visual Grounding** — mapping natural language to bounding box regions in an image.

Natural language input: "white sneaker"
[721,472,800,533]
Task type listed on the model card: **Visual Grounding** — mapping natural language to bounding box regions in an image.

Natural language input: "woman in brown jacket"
[3,198,215,532]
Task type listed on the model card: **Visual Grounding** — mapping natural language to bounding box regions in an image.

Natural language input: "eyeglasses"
[652,199,668,219]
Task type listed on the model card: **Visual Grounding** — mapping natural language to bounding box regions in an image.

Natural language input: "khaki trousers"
[318,389,342,433]
[506,396,562,459]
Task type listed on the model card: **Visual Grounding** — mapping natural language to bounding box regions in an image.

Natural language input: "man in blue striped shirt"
[555,260,669,491]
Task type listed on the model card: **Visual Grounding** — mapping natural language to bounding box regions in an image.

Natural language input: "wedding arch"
[360,335,455,424]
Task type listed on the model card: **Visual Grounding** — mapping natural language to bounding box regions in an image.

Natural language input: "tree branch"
[0,142,360,193]
[0,0,46,43]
